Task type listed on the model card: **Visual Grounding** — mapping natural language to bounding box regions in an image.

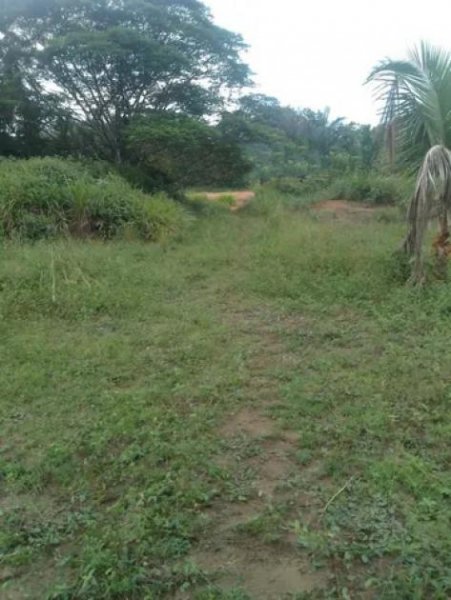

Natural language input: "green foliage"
[251,172,412,214]
[0,0,250,164]
[127,113,252,189]
[326,172,413,205]
[2,202,451,597]
[183,193,232,217]
[219,94,381,182]
[216,194,236,207]
[368,41,451,168]
[265,177,307,196]
[2,204,451,598]
[263,175,331,197]
[0,157,186,241]
[1,0,390,192]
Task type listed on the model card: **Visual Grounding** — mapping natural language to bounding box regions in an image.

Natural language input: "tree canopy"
[0,0,381,191]
[0,0,250,164]
[219,94,379,181]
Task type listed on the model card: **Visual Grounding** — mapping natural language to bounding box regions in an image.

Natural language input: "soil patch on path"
[179,306,332,599]
[312,199,382,221]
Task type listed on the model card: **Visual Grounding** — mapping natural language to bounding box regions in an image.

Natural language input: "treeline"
[0,0,382,192]
[220,95,382,182]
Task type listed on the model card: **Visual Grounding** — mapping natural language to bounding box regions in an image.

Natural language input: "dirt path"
[312,199,381,220]
[178,306,332,599]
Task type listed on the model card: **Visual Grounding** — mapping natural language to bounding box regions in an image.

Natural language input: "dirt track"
[312,199,379,217]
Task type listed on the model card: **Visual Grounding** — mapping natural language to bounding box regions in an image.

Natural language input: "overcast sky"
[204,0,451,125]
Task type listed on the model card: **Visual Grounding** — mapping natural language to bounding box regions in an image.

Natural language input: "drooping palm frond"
[367,42,451,169]
[403,144,451,281]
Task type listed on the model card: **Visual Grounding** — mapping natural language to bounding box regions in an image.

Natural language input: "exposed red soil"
[178,307,331,599]
[313,199,378,216]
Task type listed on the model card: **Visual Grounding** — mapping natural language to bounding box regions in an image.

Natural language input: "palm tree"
[368,42,451,282]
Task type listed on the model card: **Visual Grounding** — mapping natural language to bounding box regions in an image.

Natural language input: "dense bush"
[264,173,413,207]
[0,157,186,241]
[264,175,332,197]
[248,172,413,217]
[327,172,413,205]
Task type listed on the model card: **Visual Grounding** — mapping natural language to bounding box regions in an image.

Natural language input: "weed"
[2,200,451,598]
[0,157,186,241]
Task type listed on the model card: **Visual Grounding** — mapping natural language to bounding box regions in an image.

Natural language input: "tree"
[368,42,451,282]
[367,41,451,168]
[1,0,250,163]
[219,94,378,181]
[0,23,65,156]
[127,113,252,188]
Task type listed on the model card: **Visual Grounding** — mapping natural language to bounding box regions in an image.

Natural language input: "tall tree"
[1,0,250,162]
[127,113,252,188]
[219,93,378,181]
[0,19,63,156]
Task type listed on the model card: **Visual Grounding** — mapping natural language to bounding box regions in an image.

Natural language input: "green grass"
[325,172,413,205]
[0,157,186,241]
[1,199,451,598]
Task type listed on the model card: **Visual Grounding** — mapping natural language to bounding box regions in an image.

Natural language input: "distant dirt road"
[313,199,377,214]
[312,199,383,221]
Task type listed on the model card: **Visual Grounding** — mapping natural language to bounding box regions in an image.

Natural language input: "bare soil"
[313,199,377,212]
[312,199,379,220]
[179,306,332,598]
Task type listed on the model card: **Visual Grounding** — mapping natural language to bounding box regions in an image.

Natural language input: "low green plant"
[216,194,235,207]
[183,193,231,217]
[262,175,331,197]
[257,172,413,209]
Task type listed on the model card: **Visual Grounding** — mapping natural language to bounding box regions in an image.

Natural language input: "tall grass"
[0,157,186,241]
[325,172,414,206]
[255,172,414,210]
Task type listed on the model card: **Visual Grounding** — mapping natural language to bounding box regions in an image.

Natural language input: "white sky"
[205,0,451,125]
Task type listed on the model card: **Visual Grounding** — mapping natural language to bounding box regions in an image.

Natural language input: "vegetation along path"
[2,197,451,599]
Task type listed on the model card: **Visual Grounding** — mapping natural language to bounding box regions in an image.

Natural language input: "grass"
[258,173,414,208]
[1,197,451,598]
[325,172,413,205]
[0,157,186,241]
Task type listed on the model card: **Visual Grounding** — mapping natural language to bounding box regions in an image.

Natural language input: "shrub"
[267,177,306,195]
[327,173,413,205]
[183,193,231,217]
[216,194,235,207]
[264,172,414,206]
[0,157,186,241]
[264,175,332,197]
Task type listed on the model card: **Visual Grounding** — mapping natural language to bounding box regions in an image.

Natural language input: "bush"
[327,173,413,205]
[266,177,307,195]
[0,157,186,241]
[251,172,414,212]
[261,174,337,200]
[183,193,232,217]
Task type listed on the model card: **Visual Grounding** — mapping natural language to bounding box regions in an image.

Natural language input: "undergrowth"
[1,202,451,598]
[0,157,186,241]
[258,172,413,209]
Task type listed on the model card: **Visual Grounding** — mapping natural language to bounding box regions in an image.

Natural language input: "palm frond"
[403,144,451,281]
[367,43,451,166]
